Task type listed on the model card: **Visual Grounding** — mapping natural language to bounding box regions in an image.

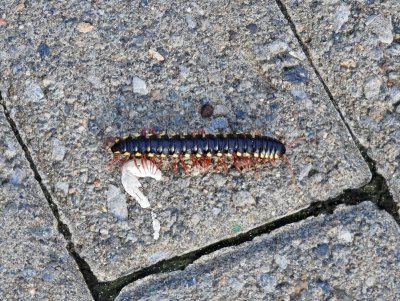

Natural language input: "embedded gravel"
[281,0,400,205]
[0,106,93,300]
[0,0,370,281]
[116,202,400,300]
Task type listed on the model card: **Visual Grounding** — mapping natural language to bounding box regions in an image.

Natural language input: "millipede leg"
[221,156,228,174]
[179,155,189,174]
[269,159,276,168]
[283,155,299,190]
[215,156,221,172]
[172,158,179,174]
[191,155,199,168]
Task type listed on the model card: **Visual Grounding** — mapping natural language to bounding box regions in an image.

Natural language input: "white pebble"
[25,80,45,102]
[232,191,256,207]
[337,227,353,243]
[132,76,149,95]
[268,40,288,55]
[334,4,351,33]
[51,138,66,161]
[363,76,382,99]
[366,14,393,44]
[107,184,129,220]
[151,211,161,240]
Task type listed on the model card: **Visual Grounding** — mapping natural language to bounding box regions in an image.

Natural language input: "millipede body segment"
[111,134,286,160]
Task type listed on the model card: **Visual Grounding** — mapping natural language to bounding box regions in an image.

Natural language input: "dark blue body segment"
[111,134,286,158]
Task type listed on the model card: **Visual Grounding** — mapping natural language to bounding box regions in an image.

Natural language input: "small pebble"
[0,18,7,26]
[228,30,238,41]
[366,14,393,44]
[337,228,353,243]
[150,90,161,100]
[15,3,25,11]
[246,23,258,34]
[211,117,228,130]
[51,138,66,161]
[10,168,26,186]
[132,76,149,95]
[212,207,221,216]
[148,49,164,62]
[267,40,288,55]
[340,59,357,69]
[77,22,94,33]
[283,66,309,83]
[37,43,51,58]
[334,4,351,33]
[213,104,229,116]
[200,103,214,118]
[179,65,190,78]
[186,16,197,29]
[55,182,69,196]
[25,80,45,102]
[363,76,382,99]
[232,191,256,207]
[107,185,129,221]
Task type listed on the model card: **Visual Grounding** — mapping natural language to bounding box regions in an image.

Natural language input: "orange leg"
[191,155,199,168]
[283,155,299,190]
[221,156,228,174]
[269,159,276,168]
[215,156,221,172]
[179,155,190,174]
[172,158,179,174]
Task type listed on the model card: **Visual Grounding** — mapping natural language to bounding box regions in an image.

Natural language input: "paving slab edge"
[3,82,397,301]
[0,89,98,300]
[1,0,399,297]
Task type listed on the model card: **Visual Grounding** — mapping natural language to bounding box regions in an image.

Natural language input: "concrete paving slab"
[0,108,93,300]
[116,201,400,300]
[281,0,400,204]
[0,1,370,280]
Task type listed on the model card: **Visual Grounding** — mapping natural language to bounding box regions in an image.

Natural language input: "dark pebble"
[38,43,51,58]
[169,90,178,100]
[200,103,214,118]
[152,64,162,74]
[314,243,329,256]
[246,23,258,34]
[236,110,246,119]
[228,30,238,41]
[316,279,331,293]
[283,66,309,83]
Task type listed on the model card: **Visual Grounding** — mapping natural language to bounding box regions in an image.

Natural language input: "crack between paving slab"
[0,92,98,301]
[91,170,398,301]
[271,0,399,211]
[2,9,399,298]
[90,3,400,300]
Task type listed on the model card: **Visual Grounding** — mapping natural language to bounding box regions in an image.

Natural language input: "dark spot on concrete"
[38,43,51,58]
[228,30,238,41]
[314,243,329,256]
[246,23,258,34]
[283,66,309,83]
[236,110,246,119]
[200,103,214,118]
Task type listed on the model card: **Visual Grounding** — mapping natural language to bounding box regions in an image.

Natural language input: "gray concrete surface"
[116,201,400,300]
[0,107,93,300]
[282,0,400,205]
[0,0,371,281]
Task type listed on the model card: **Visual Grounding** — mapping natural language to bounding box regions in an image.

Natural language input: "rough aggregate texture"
[0,108,93,300]
[282,0,400,205]
[0,0,370,280]
[116,202,400,301]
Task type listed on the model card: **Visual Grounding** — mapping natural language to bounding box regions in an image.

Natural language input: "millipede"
[110,132,291,174]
